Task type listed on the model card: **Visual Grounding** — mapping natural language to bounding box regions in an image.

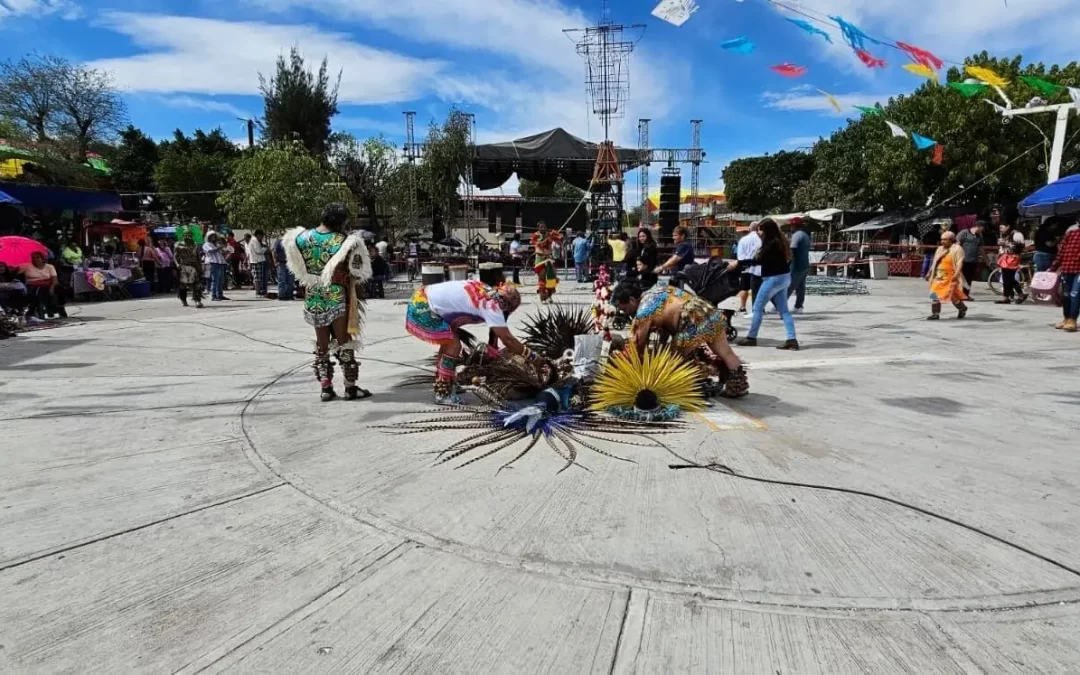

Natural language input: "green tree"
[154,128,239,221]
[218,141,351,234]
[0,54,66,143]
[722,150,814,214]
[518,176,586,200]
[259,48,340,156]
[420,108,473,240]
[111,125,160,192]
[0,115,27,141]
[328,132,397,226]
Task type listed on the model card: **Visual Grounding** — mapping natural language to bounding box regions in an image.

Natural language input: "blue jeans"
[276,262,295,299]
[749,273,797,340]
[921,252,934,278]
[209,263,227,300]
[1033,251,1054,272]
[1062,273,1080,320]
[575,262,587,282]
[787,267,809,308]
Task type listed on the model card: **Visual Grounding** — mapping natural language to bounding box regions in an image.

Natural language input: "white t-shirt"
[376,241,389,257]
[246,238,267,264]
[736,231,762,277]
[426,280,507,328]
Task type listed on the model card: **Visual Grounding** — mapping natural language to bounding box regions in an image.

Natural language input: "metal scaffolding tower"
[402,111,419,232]
[690,119,701,225]
[638,118,650,228]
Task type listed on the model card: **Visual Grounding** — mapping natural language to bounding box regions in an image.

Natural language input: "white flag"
[1069,87,1080,106]
[885,121,908,138]
[651,0,699,27]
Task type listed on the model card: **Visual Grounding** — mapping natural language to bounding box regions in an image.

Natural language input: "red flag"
[855,49,887,68]
[897,42,944,70]
[932,145,944,165]
[770,63,808,77]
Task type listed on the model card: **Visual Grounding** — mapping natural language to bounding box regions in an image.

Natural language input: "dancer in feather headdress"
[282,203,373,402]
[612,279,748,398]
[405,270,551,405]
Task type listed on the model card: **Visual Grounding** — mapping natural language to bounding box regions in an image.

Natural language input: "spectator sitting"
[20,251,66,320]
[0,262,29,317]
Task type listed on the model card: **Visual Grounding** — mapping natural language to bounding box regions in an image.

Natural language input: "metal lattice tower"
[403,111,418,232]
[690,119,701,225]
[638,118,650,228]
[564,3,645,141]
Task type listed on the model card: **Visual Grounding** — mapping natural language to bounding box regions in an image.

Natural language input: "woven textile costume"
[282,227,372,394]
[531,230,562,301]
[633,285,729,352]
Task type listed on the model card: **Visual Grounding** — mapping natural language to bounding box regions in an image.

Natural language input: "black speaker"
[659,174,681,237]
[488,202,498,233]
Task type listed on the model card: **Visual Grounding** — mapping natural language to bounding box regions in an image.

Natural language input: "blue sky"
[2,0,1076,201]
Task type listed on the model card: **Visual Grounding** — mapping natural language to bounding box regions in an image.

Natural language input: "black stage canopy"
[472,128,642,191]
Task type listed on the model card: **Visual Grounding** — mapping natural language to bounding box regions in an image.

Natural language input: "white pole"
[1048,105,1071,184]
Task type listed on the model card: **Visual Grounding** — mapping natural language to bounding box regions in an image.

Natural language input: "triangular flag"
[720,36,755,54]
[965,66,1008,88]
[897,42,944,70]
[903,64,938,82]
[650,0,698,27]
[817,89,843,113]
[854,105,884,116]
[948,81,989,98]
[770,63,807,78]
[885,121,908,138]
[855,49,887,69]
[912,133,937,150]
[932,145,944,165]
[1070,87,1080,105]
[1020,76,1065,96]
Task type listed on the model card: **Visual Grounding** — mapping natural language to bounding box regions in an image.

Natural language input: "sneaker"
[957,306,967,320]
[926,314,940,321]
[994,299,1012,305]
[220,296,232,301]
[1016,294,1028,305]
[777,339,800,351]
[792,307,804,314]
[737,337,758,347]
[739,308,748,316]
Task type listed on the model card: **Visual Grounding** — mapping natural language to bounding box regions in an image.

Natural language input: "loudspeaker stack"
[658,173,681,239]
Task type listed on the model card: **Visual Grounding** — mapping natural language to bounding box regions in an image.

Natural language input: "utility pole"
[989,88,1077,184]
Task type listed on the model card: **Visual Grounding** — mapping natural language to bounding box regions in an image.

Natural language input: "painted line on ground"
[746,353,950,371]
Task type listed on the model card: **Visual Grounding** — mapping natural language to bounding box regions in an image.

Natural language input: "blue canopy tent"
[1018,174,1080,217]
[0,183,122,212]
[0,189,20,205]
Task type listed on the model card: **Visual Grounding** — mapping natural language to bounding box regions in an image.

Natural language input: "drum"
[421,263,445,286]
[478,262,504,286]
[448,265,469,281]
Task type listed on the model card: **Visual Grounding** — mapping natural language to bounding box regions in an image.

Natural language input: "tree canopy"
[328,132,397,225]
[725,52,1080,214]
[722,150,814,214]
[217,141,351,234]
[154,128,240,221]
[111,125,160,193]
[259,48,340,156]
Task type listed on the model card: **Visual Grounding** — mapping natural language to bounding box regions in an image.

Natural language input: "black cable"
[662,445,1080,579]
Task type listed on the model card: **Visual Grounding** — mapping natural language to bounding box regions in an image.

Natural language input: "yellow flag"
[903,63,938,82]
[817,89,843,113]
[965,66,1008,88]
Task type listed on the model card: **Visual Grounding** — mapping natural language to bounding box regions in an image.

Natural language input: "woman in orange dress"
[927,230,968,320]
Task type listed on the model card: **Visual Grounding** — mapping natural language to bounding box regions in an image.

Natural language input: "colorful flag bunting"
[903,64,938,82]
[720,36,755,54]
[770,63,807,78]
[817,89,843,113]
[897,42,944,70]
[1019,76,1065,96]
[830,16,883,50]
[965,66,1008,88]
[912,133,937,150]
[650,0,699,27]
[855,49,887,69]
[885,121,908,138]
[948,81,989,97]
[785,18,833,44]
[854,105,884,116]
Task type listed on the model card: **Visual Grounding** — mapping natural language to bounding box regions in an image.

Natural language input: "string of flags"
[883,119,944,164]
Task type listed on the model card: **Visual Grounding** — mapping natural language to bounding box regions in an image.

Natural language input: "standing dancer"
[531,221,562,303]
[405,277,537,404]
[174,233,204,308]
[282,203,373,402]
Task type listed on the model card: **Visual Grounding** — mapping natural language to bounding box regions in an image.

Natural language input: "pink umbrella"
[0,236,50,268]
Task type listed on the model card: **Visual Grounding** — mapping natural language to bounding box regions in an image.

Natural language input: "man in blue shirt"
[572,231,593,283]
[787,218,812,312]
[658,226,696,285]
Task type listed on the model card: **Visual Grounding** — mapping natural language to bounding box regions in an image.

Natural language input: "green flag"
[853,105,883,115]
[948,82,988,98]
[1019,76,1065,96]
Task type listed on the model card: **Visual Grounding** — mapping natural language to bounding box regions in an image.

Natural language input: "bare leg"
[313,326,335,401]
[737,289,749,312]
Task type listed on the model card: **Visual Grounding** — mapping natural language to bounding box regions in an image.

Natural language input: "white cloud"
[86,12,444,105]
[762,86,893,116]
[782,136,822,148]
[0,0,80,22]
[148,94,253,119]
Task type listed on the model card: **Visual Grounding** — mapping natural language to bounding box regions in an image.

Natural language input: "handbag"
[997,253,1021,269]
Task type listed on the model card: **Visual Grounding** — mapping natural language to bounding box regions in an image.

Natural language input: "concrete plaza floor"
[2,277,1080,673]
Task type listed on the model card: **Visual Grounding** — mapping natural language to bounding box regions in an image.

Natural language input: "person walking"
[247,229,270,297]
[956,220,985,300]
[787,217,811,313]
[273,237,295,300]
[509,234,523,285]
[926,230,968,320]
[735,222,762,316]
[996,220,1028,305]
[572,231,592,283]
[1049,219,1080,332]
[202,232,230,301]
[734,218,798,350]
[174,233,204,308]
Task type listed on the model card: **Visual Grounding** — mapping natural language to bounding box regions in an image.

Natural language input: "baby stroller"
[674,258,741,342]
